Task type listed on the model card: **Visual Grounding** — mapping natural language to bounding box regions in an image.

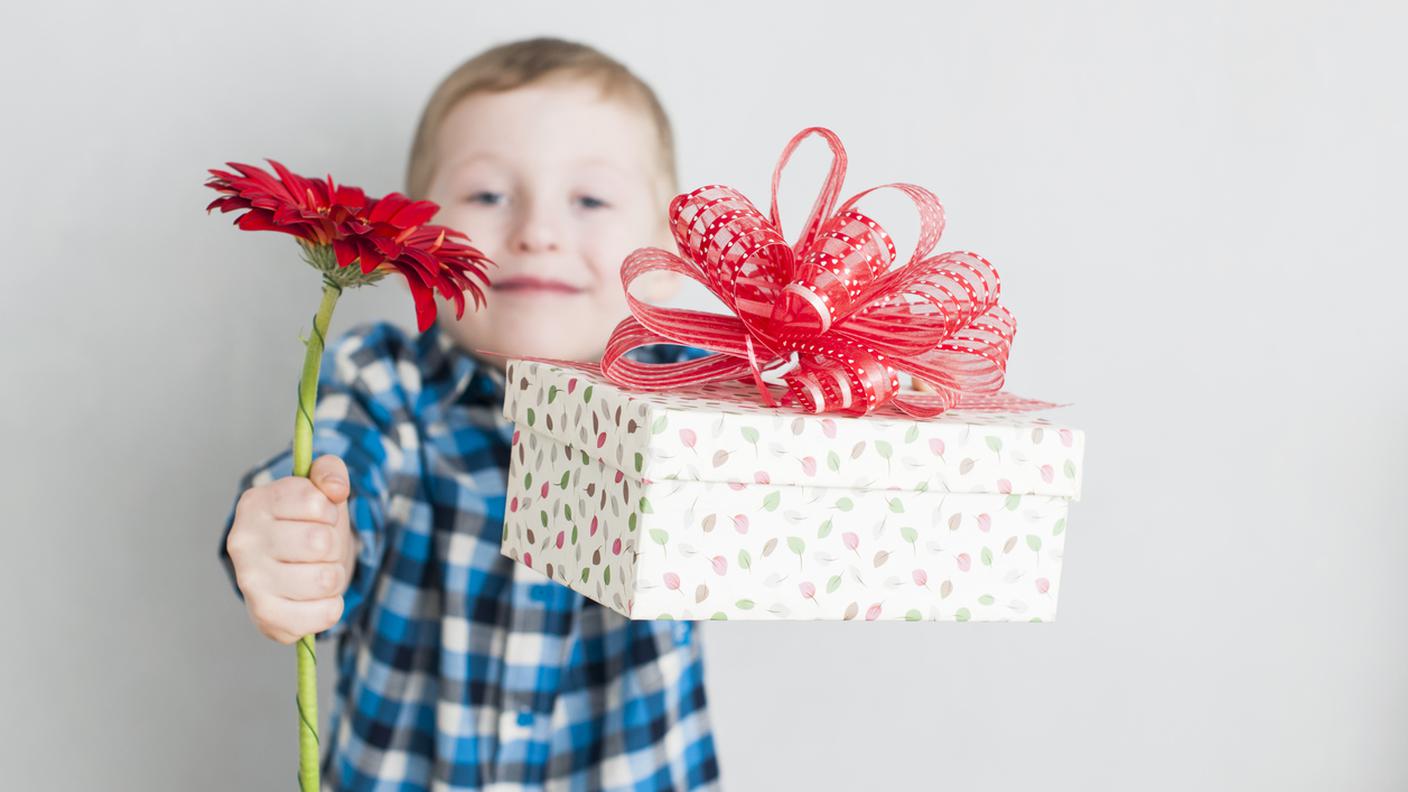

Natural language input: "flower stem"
[293,281,341,478]
[291,280,341,792]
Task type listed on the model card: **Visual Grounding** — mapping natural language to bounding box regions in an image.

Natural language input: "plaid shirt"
[220,322,720,791]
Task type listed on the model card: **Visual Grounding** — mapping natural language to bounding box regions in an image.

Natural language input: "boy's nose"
[513,233,559,253]
[510,216,561,254]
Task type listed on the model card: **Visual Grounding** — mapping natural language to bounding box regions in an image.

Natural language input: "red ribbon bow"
[601,127,1050,417]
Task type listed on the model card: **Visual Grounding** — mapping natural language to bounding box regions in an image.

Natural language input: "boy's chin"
[452,325,607,364]
[438,301,620,363]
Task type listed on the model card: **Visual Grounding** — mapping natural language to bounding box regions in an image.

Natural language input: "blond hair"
[406,37,677,201]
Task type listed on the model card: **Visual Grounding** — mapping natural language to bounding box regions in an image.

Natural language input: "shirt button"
[516,709,534,727]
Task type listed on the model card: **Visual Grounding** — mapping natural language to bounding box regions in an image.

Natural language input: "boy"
[221,38,719,791]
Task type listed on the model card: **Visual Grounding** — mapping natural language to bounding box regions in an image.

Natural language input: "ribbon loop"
[769,127,849,254]
[597,128,1033,417]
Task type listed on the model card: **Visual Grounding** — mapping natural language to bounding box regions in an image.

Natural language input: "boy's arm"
[219,325,413,639]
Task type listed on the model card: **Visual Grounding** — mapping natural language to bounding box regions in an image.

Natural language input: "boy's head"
[407,38,681,365]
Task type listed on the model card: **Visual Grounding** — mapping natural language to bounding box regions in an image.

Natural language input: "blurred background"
[2,1,1405,789]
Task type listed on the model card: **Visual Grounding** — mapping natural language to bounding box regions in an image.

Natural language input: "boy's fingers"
[269,477,338,524]
[309,455,351,504]
[266,520,345,563]
[248,595,344,643]
[335,502,354,559]
[273,561,348,601]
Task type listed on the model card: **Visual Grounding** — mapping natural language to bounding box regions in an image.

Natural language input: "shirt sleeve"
[218,323,419,640]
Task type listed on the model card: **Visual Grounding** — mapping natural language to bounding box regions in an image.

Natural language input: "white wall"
[2,1,1405,789]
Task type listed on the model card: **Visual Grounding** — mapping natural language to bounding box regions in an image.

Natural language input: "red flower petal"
[360,244,384,275]
[368,193,409,225]
[390,200,438,229]
[333,239,358,269]
[206,160,492,331]
[397,265,439,332]
[235,211,306,240]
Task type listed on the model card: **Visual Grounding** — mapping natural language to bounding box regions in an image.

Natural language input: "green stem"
[292,280,341,792]
[293,282,341,479]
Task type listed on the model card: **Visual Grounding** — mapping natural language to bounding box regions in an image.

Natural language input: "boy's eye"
[575,194,610,210]
[465,191,505,206]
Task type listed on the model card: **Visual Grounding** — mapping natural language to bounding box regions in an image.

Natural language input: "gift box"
[496,127,1085,621]
[500,359,1084,622]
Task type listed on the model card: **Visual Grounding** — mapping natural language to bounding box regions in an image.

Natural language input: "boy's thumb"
[309,455,351,504]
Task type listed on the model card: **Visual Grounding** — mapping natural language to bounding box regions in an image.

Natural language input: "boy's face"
[423,79,677,366]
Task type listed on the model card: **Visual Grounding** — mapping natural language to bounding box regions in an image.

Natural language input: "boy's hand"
[227,455,357,644]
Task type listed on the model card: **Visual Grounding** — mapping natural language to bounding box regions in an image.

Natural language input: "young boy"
[221,39,720,791]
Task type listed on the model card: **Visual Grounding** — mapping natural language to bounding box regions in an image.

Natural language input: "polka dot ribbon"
[600,127,1053,417]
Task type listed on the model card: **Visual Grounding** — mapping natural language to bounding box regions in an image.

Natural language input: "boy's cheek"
[434,206,509,259]
[633,271,683,304]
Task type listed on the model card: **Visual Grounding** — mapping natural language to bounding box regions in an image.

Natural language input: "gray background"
[3,1,1405,789]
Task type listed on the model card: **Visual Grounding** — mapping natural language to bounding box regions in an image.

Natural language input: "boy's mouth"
[491,275,586,295]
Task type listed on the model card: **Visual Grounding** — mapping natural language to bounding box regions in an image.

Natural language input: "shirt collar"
[416,324,692,413]
[416,322,507,411]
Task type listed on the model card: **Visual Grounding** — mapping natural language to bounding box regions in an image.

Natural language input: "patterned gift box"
[500,359,1084,622]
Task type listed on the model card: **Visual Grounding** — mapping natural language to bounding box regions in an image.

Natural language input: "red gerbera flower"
[205,160,492,331]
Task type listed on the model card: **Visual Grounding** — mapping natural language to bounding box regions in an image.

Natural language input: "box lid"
[504,360,1083,500]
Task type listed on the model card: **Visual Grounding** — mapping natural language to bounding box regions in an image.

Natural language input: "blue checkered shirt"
[220,322,720,791]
